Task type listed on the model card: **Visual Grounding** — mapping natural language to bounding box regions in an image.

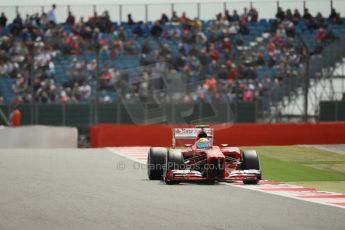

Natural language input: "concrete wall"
[0,126,78,148]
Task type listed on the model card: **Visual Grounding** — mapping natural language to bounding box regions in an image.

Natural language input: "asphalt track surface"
[0,149,345,230]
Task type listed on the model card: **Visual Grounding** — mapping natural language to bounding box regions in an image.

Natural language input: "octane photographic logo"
[145,162,225,171]
[113,62,235,131]
[115,161,147,171]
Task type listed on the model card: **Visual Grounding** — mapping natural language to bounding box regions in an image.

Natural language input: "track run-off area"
[0,148,344,230]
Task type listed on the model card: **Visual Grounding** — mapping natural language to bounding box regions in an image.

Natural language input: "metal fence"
[0,102,257,126]
[1,0,344,23]
[257,37,345,122]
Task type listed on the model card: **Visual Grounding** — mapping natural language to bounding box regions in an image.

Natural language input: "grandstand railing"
[259,37,345,122]
[1,0,343,23]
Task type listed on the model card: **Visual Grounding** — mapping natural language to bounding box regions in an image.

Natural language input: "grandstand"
[0,0,345,127]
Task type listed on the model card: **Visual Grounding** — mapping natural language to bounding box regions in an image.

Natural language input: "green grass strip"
[260,155,345,182]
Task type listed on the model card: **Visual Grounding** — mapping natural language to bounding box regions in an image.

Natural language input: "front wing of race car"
[165,169,261,183]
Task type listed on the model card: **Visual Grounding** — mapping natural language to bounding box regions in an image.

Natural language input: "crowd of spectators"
[0,4,343,105]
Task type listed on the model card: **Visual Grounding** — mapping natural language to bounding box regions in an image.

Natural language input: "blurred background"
[0,0,345,145]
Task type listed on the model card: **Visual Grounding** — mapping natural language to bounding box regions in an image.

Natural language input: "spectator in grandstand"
[285,9,293,21]
[217,64,228,81]
[135,21,152,38]
[314,27,325,54]
[13,73,27,94]
[303,8,312,21]
[87,59,97,73]
[36,87,50,103]
[68,58,85,81]
[70,82,81,101]
[228,62,237,81]
[292,9,302,21]
[195,30,207,45]
[66,11,75,26]
[242,65,257,80]
[324,27,338,43]
[248,7,259,22]
[139,54,151,66]
[128,14,135,25]
[329,8,342,25]
[241,8,249,21]
[132,21,143,37]
[0,12,7,28]
[242,86,253,102]
[123,40,138,55]
[10,13,23,35]
[151,21,163,37]
[160,13,169,24]
[41,12,49,27]
[140,39,151,54]
[23,13,42,27]
[179,12,190,25]
[239,17,250,35]
[303,8,315,29]
[228,21,239,34]
[64,34,81,55]
[224,10,231,22]
[102,11,113,33]
[192,17,202,31]
[137,71,150,102]
[315,12,325,29]
[79,81,91,100]
[9,104,21,127]
[171,11,179,23]
[59,87,68,105]
[118,26,126,41]
[168,25,181,40]
[315,27,325,43]
[181,28,194,43]
[85,10,113,33]
[10,93,22,107]
[276,7,285,21]
[284,20,296,37]
[47,4,57,25]
[232,10,240,22]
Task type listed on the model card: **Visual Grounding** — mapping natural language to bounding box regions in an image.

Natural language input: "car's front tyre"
[147,147,167,180]
[241,150,261,184]
[164,149,184,185]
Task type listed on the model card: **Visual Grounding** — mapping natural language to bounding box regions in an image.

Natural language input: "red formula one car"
[147,125,262,185]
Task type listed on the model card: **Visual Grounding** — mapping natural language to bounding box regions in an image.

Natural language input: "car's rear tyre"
[241,150,261,184]
[147,147,167,180]
[164,149,184,185]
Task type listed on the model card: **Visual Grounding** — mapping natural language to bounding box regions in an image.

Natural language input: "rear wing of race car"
[172,126,214,148]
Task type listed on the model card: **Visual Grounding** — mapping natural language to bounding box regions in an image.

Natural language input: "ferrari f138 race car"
[147,125,262,185]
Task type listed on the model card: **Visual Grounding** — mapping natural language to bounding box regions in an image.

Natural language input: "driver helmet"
[196,138,210,149]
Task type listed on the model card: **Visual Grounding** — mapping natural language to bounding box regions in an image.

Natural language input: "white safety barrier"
[0,126,78,148]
